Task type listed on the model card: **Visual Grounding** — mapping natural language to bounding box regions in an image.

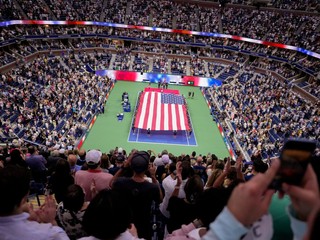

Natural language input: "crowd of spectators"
[0,143,319,239]
[171,58,187,75]
[132,53,149,72]
[209,71,319,158]
[17,0,52,20]
[190,56,206,76]
[0,54,113,148]
[153,55,169,73]
[103,0,127,23]
[112,49,132,70]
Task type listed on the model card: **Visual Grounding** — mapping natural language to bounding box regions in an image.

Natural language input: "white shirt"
[159,175,188,218]
[0,213,69,240]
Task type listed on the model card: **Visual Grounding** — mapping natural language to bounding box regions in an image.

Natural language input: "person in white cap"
[75,150,113,201]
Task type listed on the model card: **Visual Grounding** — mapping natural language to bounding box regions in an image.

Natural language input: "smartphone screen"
[277,149,312,185]
[270,139,316,190]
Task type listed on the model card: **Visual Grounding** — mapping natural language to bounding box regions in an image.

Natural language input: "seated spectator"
[56,184,88,239]
[75,150,113,201]
[0,165,68,239]
[80,189,143,240]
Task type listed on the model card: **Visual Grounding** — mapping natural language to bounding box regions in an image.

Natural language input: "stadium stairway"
[109,54,116,70]
[186,60,191,76]
[167,58,172,73]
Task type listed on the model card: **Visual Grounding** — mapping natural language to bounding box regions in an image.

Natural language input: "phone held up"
[269,138,317,191]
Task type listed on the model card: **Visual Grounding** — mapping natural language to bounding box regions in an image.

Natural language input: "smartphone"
[270,138,316,190]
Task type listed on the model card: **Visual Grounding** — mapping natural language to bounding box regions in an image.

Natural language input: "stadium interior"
[0,0,319,240]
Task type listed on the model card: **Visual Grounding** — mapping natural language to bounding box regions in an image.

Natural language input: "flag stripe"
[155,92,161,130]
[160,101,165,130]
[146,92,155,129]
[151,92,158,130]
[134,92,145,129]
[182,105,189,130]
[178,105,185,130]
[142,92,152,129]
[168,104,173,130]
[164,104,169,130]
[171,104,177,130]
[175,104,181,130]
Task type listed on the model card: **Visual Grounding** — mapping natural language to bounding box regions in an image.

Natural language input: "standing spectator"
[47,150,61,175]
[159,161,193,219]
[167,170,204,233]
[7,149,28,169]
[112,151,161,239]
[77,149,86,166]
[0,166,69,240]
[193,156,208,183]
[25,146,47,183]
[48,159,74,204]
[75,150,113,201]
[80,189,143,240]
[68,154,81,176]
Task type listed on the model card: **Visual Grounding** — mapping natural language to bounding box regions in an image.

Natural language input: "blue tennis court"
[128,129,197,146]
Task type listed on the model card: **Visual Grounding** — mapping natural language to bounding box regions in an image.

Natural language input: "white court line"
[128,138,198,147]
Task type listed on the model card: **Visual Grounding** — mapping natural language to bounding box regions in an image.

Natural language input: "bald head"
[197,156,203,164]
[68,154,77,167]
[78,149,86,160]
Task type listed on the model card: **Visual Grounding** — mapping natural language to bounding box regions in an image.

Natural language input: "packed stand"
[16,0,51,20]
[211,73,320,158]
[103,0,127,23]
[0,54,113,147]
[0,143,319,240]
[132,53,149,72]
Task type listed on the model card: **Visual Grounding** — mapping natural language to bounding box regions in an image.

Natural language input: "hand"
[22,203,41,222]
[224,158,231,173]
[124,150,137,168]
[128,223,138,237]
[36,195,57,224]
[282,164,320,221]
[227,159,280,227]
[176,161,182,176]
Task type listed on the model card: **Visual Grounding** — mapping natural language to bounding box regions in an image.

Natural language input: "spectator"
[25,146,47,183]
[56,184,88,239]
[7,149,28,169]
[244,159,269,181]
[0,165,69,240]
[159,160,193,219]
[48,159,74,203]
[75,150,113,201]
[80,189,143,240]
[68,154,81,176]
[167,174,204,233]
[112,151,161,239]
[77,149,86,166]
[47,150,61,175]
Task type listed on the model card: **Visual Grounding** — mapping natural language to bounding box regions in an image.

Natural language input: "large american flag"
[134,91,190,131]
